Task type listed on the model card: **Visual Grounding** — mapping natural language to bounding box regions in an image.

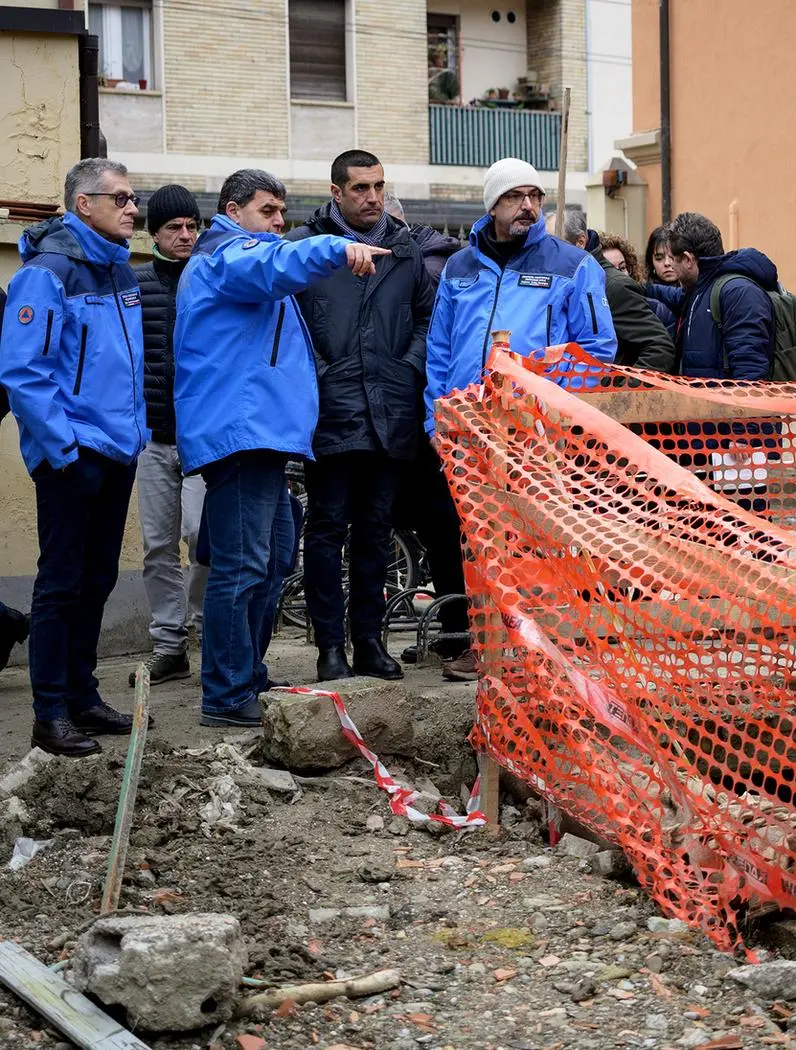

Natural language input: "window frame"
[89,0,155,89]
[288,0,349,104]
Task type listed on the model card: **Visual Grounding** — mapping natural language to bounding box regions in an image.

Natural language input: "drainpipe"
[79,33,104,158]
[659,0,672,224]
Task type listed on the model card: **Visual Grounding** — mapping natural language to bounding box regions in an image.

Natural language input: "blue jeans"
[200,451,287,714]
[29,450,136,720]
[256,482,296,678]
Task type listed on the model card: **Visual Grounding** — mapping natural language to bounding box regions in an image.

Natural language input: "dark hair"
[218,169,286,214]
[666,212,724,259]
[331,150,381,188]
[645,226,669,281]
[600,232,642,283]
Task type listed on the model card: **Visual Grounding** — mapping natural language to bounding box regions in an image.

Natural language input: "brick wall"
[162,0,289,157]
[526,0,588,171]
[354,0,429,165]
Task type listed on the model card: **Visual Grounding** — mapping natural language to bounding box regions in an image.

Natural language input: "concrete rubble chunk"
[726,959,796,1001]
[0,749,54,798]
[0,797,30,847]
[646,916,690,935]
[71,912,247,1031]
[239,767,298,795]
[589,849,632,879]
[556,833,603,860]
[308,904,391,924]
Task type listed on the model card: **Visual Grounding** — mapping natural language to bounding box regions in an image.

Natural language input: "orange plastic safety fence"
[435,342,796,952]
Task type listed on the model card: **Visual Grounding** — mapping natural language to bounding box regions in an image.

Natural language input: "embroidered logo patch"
[120,289,141,308]
[17,306,34,324]
[85,295,105,305]
[518,274,553,289]
[242,239,260,250]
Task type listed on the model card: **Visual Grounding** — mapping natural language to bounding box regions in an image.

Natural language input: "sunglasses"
[84,192,141,208]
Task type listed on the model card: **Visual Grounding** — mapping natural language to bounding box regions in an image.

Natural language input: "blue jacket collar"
[209,213,280,242]
[19,211,130,265]
[469,213,549,273]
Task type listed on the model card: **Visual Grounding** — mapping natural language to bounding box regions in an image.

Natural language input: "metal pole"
[659,0,672,224]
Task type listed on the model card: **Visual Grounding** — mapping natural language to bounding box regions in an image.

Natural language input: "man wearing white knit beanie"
[421,155,617,682]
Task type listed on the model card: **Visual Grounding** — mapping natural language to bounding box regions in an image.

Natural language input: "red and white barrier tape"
[273,687,487,829]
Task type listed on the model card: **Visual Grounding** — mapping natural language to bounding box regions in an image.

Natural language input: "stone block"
[260,677,476,773]
[589,849,633,880]
[0,749,53,799]
[727,959,796,1000]
[557,833,603,860]
[72,913,246,1031]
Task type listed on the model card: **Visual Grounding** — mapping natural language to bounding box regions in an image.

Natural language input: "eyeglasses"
[501,189,545,206]
[83,192,141,208]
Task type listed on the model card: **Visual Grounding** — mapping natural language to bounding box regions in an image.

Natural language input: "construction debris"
[726,960,796,1001]
[238,967,401,1015]
[72,913,247,1031]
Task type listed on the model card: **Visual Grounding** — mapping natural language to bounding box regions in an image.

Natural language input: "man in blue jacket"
[174,168,389,727]
[424,157,617,681]
[0,158,148,757]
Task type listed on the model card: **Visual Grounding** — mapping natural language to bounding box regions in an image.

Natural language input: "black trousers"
[394,439,469,636]
[29,450,136,721]
[303,451,399,649]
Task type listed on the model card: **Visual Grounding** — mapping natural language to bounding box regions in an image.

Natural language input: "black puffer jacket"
[133,254,188,444]
[410,224,461,287]
[285,205,435,460]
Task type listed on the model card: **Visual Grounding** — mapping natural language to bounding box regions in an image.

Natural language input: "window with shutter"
[289,0,347,102]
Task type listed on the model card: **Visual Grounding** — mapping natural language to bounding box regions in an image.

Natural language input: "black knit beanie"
[146,184,201,235]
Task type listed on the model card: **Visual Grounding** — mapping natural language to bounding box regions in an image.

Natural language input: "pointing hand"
[345,243,391,277]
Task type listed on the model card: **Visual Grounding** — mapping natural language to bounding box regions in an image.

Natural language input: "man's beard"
[508,217,534,238]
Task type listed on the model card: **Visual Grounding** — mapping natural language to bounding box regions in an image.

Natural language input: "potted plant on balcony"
[498,86,510,100]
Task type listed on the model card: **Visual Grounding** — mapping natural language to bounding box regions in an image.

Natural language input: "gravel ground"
[0,641,794,1050]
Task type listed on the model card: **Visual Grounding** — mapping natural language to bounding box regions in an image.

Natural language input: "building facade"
[621,0,796,287]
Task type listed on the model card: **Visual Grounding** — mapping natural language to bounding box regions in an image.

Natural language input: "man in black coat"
[130,185,208,687]
[286,150,436,682]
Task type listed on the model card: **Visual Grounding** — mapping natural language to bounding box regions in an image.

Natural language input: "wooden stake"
[554,86,572,238]
[101,664,150,915]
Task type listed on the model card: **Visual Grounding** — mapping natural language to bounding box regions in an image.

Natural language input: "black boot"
[353,637,403,680]
[32,718,102,757]
[317,645,355,682]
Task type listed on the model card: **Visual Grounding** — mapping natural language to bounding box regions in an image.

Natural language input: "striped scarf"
[330,200,389,246]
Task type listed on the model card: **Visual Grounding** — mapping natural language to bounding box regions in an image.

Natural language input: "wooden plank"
[576,386,769,424]
[478,752,501,825]
[101,666,150,914]
[0,941,151,1050]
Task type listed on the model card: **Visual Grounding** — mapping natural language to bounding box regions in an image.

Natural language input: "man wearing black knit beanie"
[128,184,207,688]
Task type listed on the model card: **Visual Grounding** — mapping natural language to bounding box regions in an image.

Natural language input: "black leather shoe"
[32,718,102,757]
[71,700,154,736]
[317,645,355,682]
[353,637,403,680]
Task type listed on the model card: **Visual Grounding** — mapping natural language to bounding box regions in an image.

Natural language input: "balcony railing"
[429,103,561,170]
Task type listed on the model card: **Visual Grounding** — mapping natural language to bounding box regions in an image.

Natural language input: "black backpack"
[710,274,796,381]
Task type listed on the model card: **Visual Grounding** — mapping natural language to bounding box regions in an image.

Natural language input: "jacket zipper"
[42,310,54,356]
[109,267,143,454]
[586,292,598,334]
[480,270,505,368]
[73,325,87,394]
[546,304,553,346]
[270,302,285,367]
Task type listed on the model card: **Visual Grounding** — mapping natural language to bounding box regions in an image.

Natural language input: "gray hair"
[384,191,405,221]
[547,208,587,245]
[64,158,129,213]
[218,169,286,213]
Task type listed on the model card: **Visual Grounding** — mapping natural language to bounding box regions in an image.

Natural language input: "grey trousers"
[137,441,208,654]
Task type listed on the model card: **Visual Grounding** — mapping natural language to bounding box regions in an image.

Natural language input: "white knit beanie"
[483,158,544,213]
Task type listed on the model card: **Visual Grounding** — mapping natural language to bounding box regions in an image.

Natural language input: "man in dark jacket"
[658,212,776,380]
[129,185,208,689]
[551,210,675,371]
[0,158,148,757]
[286,150,436,683]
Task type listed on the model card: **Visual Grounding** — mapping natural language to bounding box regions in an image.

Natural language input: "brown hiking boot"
[441,649,478,682]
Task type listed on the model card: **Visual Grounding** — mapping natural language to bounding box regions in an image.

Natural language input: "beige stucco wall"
[631,0,796,287]
[0,31,81,205]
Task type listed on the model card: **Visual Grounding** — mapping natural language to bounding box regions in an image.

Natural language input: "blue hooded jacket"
[173,213,351,475]
[648,248,777,379]
[0,211,147,474]
[424,214,617,433]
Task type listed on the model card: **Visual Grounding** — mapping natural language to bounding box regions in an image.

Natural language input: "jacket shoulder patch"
[17,306,34,324]
[242,239,260,250]
[120,289,141,308]
[518,274,553,289]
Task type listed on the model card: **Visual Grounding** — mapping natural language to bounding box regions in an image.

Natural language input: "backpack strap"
[708,274,758,374]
